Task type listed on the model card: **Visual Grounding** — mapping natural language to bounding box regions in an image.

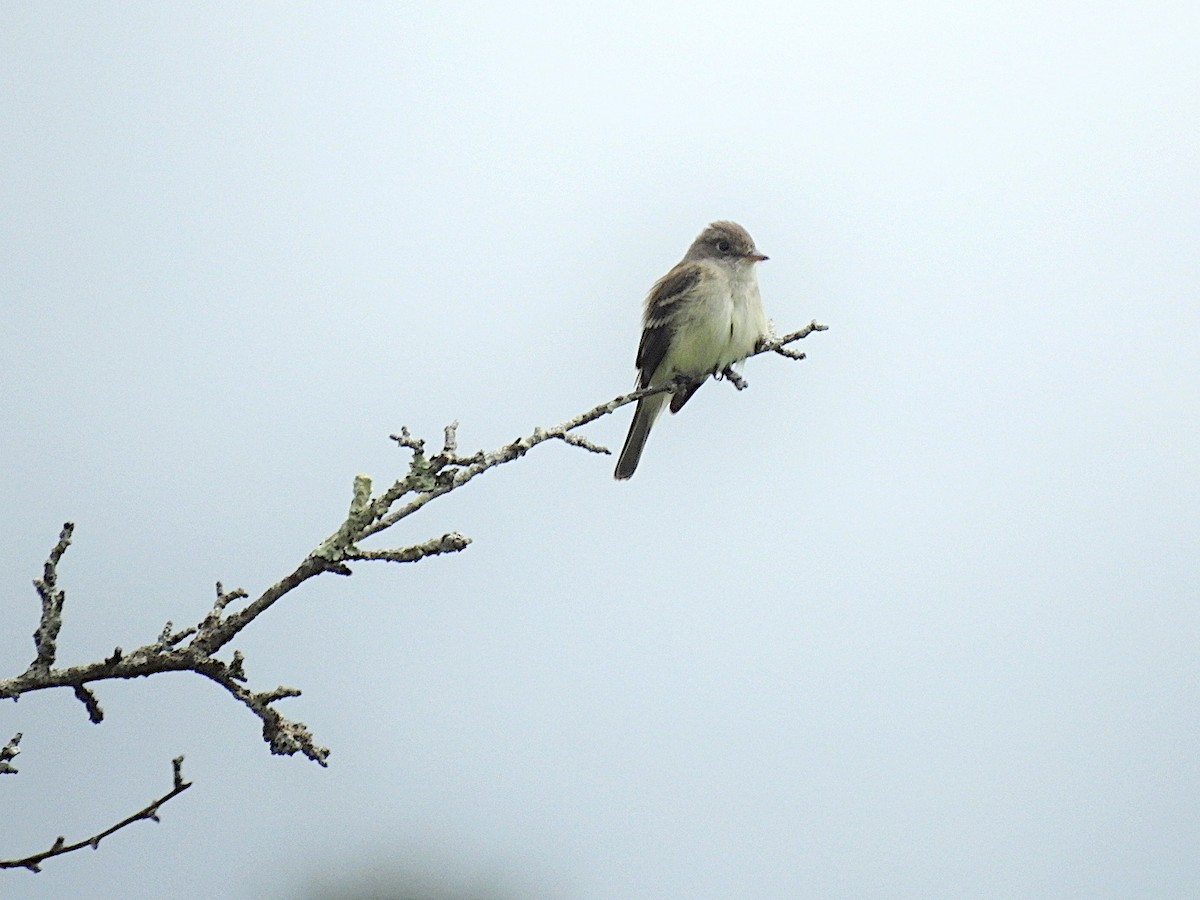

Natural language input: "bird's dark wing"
[669,381,703,413]
[635,263,701,387]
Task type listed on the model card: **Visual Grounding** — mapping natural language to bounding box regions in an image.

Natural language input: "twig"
[0,756,192,872]
[761,319,829,352]
[556,431,610,454]
[0,733,21,775]
[345,532,472,564]
[30,523,74,674]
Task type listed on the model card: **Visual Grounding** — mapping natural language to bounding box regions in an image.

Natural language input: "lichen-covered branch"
[29,523,74,674]
[1,320,824,868]
[345,532,472,564]
[0,757,191,872]
[1,576,331,766]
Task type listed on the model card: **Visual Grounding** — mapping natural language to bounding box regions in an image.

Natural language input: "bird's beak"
[748,253,769,263]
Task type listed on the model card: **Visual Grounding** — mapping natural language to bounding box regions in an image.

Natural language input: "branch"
[0,756,192,872]
[2,320,826,768]
[30,522,74,674]
[1,733,21,775]
[1,570,331,766]
[358,319,828,538]
[345,532,472,564]
[761,319,828,361]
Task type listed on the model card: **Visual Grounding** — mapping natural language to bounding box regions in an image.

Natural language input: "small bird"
[614,221,770,480]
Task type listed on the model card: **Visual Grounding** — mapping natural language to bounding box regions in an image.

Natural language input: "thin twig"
[0,756,192,872]
[556,431,610,454]
[0,733,21,775]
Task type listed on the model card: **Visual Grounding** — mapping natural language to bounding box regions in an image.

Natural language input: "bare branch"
[354,320,828,543]
[3,599,329,766]
[156,620,197,650]
[772,345,807,360]
[348,474,372,516]
[556,431,611,454]
[759,319,828,356]
[73,685,103,724]
[1,321,826,771]
[189,656,328,764]
[442,420,459,454]
[345,532,472,564]
[1,733,21,775]
[30,523,75,674]
[0,756,192,872]
[389,426,425,455]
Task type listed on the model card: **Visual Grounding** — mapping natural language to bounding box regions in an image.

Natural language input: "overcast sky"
[3,3,1198,898]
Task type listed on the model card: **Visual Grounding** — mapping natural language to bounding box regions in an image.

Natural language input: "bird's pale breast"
[666,261,767,379]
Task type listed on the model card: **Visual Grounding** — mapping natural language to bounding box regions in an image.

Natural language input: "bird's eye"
[716,239,731,252]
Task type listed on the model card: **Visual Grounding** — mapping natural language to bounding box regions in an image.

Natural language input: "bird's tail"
[614,393,667,480]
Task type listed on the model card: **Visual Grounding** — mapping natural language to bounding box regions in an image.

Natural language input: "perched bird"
[614,221,770,480]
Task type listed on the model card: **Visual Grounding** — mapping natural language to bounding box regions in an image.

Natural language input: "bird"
[614,221,770,480]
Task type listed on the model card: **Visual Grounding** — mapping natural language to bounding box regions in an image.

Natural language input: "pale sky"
[3,3,1198,898]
